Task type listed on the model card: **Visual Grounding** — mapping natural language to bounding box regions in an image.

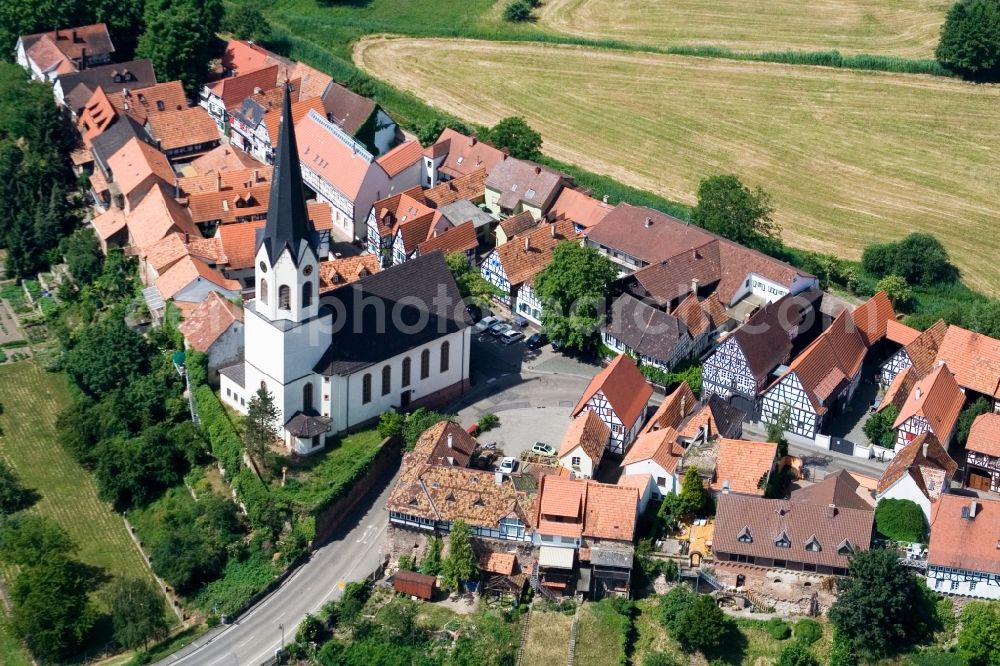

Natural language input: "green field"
[538,0,950,57]
[521,609,573,665]
[575,602,627,666]
[354,37,1000,295]
[0,362,163,603]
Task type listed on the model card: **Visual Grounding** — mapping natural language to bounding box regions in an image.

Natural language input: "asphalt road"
[155,467,398,666]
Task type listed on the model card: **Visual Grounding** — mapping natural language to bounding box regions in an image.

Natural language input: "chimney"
[534,166,541,175]
[253,168,259,182]
[550,222,556,238]
[253,87,263,95]
[915,387,922,400]
[72,29,78,42]
[680,394,686,418]
[470,137,477,146]
[495,470,503,485]
[80,47,86,67]
[447,433,453,449]
[970,499,978,518]
[54,28,60,40]
[173,177,180,198]
[828,503,837,518]
[691,278,699,295]
[524,236,530,252]
[644,217,652,228]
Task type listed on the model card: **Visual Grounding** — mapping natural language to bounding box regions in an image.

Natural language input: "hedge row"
[193,384,242,479]
[666,45,952,77]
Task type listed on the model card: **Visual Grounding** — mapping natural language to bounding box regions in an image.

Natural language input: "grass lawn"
[355,37,1000,296]
[575,601,626,666]
[521,609,573,666]
[0,362,162,607]
[278,427,385,511]
[633,599,689,664]
[537,0,949,57]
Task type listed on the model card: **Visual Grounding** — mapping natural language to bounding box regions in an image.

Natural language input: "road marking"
[337,580,346,590]
[237,635,255,648]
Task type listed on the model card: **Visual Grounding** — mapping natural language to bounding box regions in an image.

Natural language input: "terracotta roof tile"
[711,439,776,495]
[307,201,333,231]
[110,81,188,123]
[678,403,714,440]
[25,34,73,73]
[178,166,271,196]
[77,87,117,145]
[493,219,579,288]
[186,235,225,263]
[262,97,324,150]
[892,363,965,441]
[935,325,1000,397]
[398,213,447,255]
[207,65,280,108]
[583,481,638,541]
[967,412,1000,457]
[621,427,683,476]
[672,293,711,338]
[479,552,516,575]
[879,365,918,412]
[221,40,287,76]
[412,420,477,467]
[432,129,507,179]
[499,210,539,238]
[588,204,716,268]
[126,183,200,251]
[146,107,220,152]
[178,291,243,352]
[886,319,920,346]
[21,23,114,63]
[289,62,332,99]
[318,255,380,293]
[642,381,698,434]
[486,158,568,212]
[538,475,585,519]
[557,410,610,462]
[876,432,957,498]
[906,319,949,377]
[217,220,265,270]
[107,137,175,201]
[91,207,126,241]
[547,188,615,230]
[928,494,1000,573]
[156,254,240,300]
[418,221,478,257]
[423,169,487,208]
[714,240,809,305]
[143,232,189,272]
[700,294,729,330]
[295,110,375,200]
[790,469,873,511]
[714,493,873,570]
[572,354,653,429]
[376,140,422,177]
[189,145,264,176]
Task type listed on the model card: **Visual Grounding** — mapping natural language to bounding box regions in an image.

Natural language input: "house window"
[970,581,977,590]
[302,281,313,308]
[402,357,411,387]
[500,516,524,540]
[656,476,667,486]
[226,388,231,398]
[260,278,268,304]
[775,532,791,549]
[803,563,816,572]
[951,580,959,591]
[303,383,313,412]
[805,536,822,552]
[738,526,753,543]
[773,559,786,568]
[382,366,391,396]
[571,456,581,467]
[311,435,321,449]
[278,285,290,309]
[440,341,450,373]
[362,373,372,404]
[540,534,553,542]
[420,349,430,379]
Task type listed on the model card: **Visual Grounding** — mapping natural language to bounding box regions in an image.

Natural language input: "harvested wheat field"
[538,0,949,57]
[355,36,1000,294]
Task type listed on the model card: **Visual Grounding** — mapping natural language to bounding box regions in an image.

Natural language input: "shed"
[393,570,436,600]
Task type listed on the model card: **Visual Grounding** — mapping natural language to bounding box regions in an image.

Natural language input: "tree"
[862,233,957,286]
[691,174,780,253]
[534,242,617,352]
[966,300,1000,339]
[65,317,155,398]
[420,535,443,576]
[90,0,147,59]
[679,466,707,516]
[503,0,534,22]
[0,514,76,565]
[0,461,36,514]
[150,523,225,594]
[9,554,98,661]
[875,498,927,543]
[673,594,729,652]
[446,251,500,307]
[0,0,82,57]
[958,601,1000,666]
[297,613,325,645]
[876,275,912,309]
[225,2,271,41]
[777,642,819,666]
[377,410,405,439]
[767,405,791,459]
[62,228,104,285]
[402,408,451,448]
[936,0,1000,80]
[862,404,898,449]
[137,0,224,94]
[106,577,169,650]
[829,548,935,659]
[441,520,477,591]
[94,425,188,509]
[488,116,542,159]
[244,386,280,471]
[957,397,990,446]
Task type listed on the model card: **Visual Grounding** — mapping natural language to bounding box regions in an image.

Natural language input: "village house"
[702,288,824,418]
[495,210,540,246]
[17,24,115,81]
[875,432,957,523]
[546,187,616,232]
[417,222,479,266]
[484,158,570,219]
[178,292,245,381]
[366,188,448,267]
[155,254,241,308]
[791,470,875,511]
[889,363,965,449]
[480,219,579,325]
[54,60,157,118]
[229,85,324,165]
[933,325,1000,410]
[144,106,221,160]
[199,65,280,133]
[965,412,1000,493]
[602,292,709,372]
[927,495,1000,599]
[189,144,264,177]
[295,109,421,242]
[620,427,685,498]
[423,129,507,188]
[557,410,611,479]
[571,354,653,455]
[680,438,778,497]
[878,319,948,386]
[412,421,478,468]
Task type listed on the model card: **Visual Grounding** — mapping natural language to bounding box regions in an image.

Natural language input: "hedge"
[194,384,243,479]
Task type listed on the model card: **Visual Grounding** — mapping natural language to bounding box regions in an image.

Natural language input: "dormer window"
[445,492,456,502]
[456,156,464,164]
[837,539,854,555]
[805,535,822,552]
[473,497,485,507]
[774,531,790,549]
[737,526,752,543]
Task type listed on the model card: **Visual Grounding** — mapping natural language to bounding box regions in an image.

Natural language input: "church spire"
[259,84,313,265]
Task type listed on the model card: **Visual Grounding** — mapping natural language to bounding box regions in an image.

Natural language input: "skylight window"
[525,188,536,199]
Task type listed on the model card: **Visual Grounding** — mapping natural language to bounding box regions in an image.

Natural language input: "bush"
[477,412,499,432]
[766,617,792,640]
[862,234,957,286]
[643,652,678,666]
[777,641,819,666]
[936,0,1000,80]
[794,618,823,645]
[503,0,533,22]
[863,404,898,449]
[875,498,927,543]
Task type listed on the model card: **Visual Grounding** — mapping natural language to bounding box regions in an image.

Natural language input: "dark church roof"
[314,252,471,377]
[285,412,331,438]
[258,85,313,267]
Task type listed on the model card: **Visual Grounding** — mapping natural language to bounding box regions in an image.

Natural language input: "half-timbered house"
[927,495,1000,599]
[890,363,965,449]
[602,293,693,372]
[571,354,653,454]
[964,413,1000,494]
[878,319,948,386]
[875,432,957,523]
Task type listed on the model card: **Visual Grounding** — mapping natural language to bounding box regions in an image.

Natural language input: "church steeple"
[258,84,313,266]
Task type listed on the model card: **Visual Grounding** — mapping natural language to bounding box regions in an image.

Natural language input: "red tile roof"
[672,293,711,337]
[711,439,777,496]
[582,482,638,541]
[642,382,698,434]
[189,145,264,176]
[850,291,896,347]
[143,232,189,272]
[178,166,271,196]
[572,354,653,429]
[110,81,188,123]
[126,183,200,252]
[78,87,117,145]
[207,65,280,109]
[318,255,380,293]
[376,140,422,177]
[156,255,240,300]
[107,137,175,201]
[493,219,579,288]
[178,291,244,352]
[967,412,1000,458]
[621,427,683,476]
[216,220,265,270]
[892,363,965,442]
[558,410,610,463]
[295,110,376,200]
[876,432,957,499]
[906,319,949,378]
[262,97,324,150]
[886,319,920,346]
[928,494,1000,574]
[935,325,1000,397]
[480,551,517,575]
[498,210,539,239]
[417,220,478,257]
[423,169,487,208]
[221,40,287,76]
[146,107,220,152]
[431,129,507,179]
[21,24,114,63]
[91,206,126,241]
[547,188,615,230]
[24,34,74,74]
[185,184,269,225]
[412,420,477,467]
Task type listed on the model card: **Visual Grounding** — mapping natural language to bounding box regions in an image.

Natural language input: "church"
[220,87,472,455]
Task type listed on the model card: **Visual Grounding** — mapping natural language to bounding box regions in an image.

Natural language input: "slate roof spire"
[258,83,312,265]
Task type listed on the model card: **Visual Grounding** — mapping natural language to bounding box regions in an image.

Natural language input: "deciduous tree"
[106,577,169,650]
[958,601,1000,666]
[777,641,819,666]
[446,251,500,308]
[692,174,780,253]
[534,242,617,352]
[874,498,927,543]
[137,0,224,94]
[225,2,271,42]
[441,519,477,591]
[876,275,912,310]
[936,0,1000,80]
[488,116,542,159]
[0,460,36,515]
[957,397,990,446]
[62,227,103,285]
[862,404,898,449]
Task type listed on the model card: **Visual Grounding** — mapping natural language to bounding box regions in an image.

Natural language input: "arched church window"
[303,383,314,413]
[260,278,268,304]
[402,357,411,387]
[362,373,372,404]
[440,341,450,373]
[420,349,430,380]
[302,281,313,308]
[382,366,391,396]
[278,285,290,310]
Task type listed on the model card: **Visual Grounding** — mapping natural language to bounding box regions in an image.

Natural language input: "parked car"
[531,442,555,456]
[489,320,511,337]
[512,314,529,327]
[525,333,547,350]
[550,339,565,352]
[474,316,499,334]
[498,457,517,474]
[501,330,525,345]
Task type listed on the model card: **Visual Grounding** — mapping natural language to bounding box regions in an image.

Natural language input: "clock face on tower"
[259,261,268,273]
[303,265,314,276]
